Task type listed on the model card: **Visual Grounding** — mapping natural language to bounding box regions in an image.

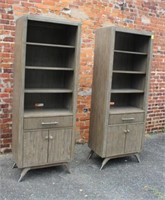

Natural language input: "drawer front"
[24,116,73,129]
[109,113,144,125]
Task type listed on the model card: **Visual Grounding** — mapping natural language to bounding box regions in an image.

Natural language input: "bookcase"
[12,15,81,181]
[88,26,152,170]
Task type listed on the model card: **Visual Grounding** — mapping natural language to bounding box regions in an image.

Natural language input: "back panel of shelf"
[26,45,75,68]
[27,20,78,46]
[111,73,145,90]
[24,93,73,111]
[25,69,73,90]
[110,93,144,110]
[113,52,147,72]
[115,31,150,53]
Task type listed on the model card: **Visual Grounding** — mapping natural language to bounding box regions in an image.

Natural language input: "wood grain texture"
[12,15,81,170]
[24,116,73,129]
[48,129,72,163]
[12,16,27,168]
[125,123,144,153]
[71,24,81,160]
[106,125,125,157]
[88,27,115,157]
[23,130,48,167]
[109,113,144,125]
[89,26,152,161]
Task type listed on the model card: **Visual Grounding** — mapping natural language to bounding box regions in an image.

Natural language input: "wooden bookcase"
[88,26,152,170]
[12,15,81,181]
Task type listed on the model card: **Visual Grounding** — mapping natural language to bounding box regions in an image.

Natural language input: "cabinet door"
[23,130,48,167]
[125,123,144,154]
[48,129,72,164]
[106,125,126,157]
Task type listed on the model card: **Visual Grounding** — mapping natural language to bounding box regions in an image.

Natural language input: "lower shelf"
[109,106,144,114]
[24,109,73,117]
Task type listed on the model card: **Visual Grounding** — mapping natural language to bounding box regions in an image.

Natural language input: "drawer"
[24,116,73,129]
[108,113,144,125]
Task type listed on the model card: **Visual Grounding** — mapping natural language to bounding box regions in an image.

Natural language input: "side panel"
[48,129,72,163]
[23,130,48,167]
[71,24,81,160]
[89,27,115,157]
[12,16,27,167]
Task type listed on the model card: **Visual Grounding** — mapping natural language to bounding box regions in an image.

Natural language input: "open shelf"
[26,42,75,49]
[111,73,145,91]
[113,70,145,74]
[27,20,78,46]
[25,89,73,93]
[114,50,147,55]
[24,109,73,118]
[24,93,73,111]
[25,66,74,71]
[110,93,144,109]
[109,107,144,114]
[26,45,75,68]
[115,31,150,53]
[25,69,73,90]
[111,89,144,93]
[113,52,147,72]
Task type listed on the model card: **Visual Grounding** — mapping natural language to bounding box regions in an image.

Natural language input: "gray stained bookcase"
[88,26,152,170]
[12,15,81,181]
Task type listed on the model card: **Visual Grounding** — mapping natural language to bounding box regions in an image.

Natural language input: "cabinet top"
[17,14,81,26]
[96,25,152,36]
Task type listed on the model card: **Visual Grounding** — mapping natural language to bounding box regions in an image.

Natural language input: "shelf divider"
[25,89,73,93]
[24,109,73,117]
[26,42,75,49]
[114,50,147,55]
[25,66,74,71]
[113,70,146,74]
[111,89,144,93]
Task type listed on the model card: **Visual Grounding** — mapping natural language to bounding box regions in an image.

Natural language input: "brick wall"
[0,0,165,153]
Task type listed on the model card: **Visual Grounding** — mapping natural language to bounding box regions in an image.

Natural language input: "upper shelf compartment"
[115,31,150,54]
[27,20,78,46]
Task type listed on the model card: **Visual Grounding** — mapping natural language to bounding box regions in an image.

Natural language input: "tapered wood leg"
[87,150,94,159]
[18,168,31,182]
[12,163,17,169]
[100,157,111,170]
[64,163,71,174]
[135,154,141,163]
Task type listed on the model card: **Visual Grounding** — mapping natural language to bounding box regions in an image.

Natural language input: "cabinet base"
[88,151,141,170]
[13,162,70,182]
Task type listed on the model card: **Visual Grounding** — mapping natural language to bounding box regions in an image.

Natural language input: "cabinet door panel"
[23,130,48,167]
[48,129,72,163]
[125,123,144,154]
[106,125,126,157]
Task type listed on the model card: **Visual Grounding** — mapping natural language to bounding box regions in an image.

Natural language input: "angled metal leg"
[12,163,17,169]
[135,154,141,163]
[18,168,31,182]
[63,163,71,174]
[100,157,111,170]
[87,150,94,160]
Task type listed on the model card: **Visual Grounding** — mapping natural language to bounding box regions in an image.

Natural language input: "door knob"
[45,136,49,140]
[49,135,54,140]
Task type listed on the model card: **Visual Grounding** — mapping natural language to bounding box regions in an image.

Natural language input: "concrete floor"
[0,133,165,200]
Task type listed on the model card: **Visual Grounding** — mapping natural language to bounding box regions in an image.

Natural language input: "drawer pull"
[122,117,135,121]
[41,122,59,125]
[127,129,130,133]
[124,130,127,133]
